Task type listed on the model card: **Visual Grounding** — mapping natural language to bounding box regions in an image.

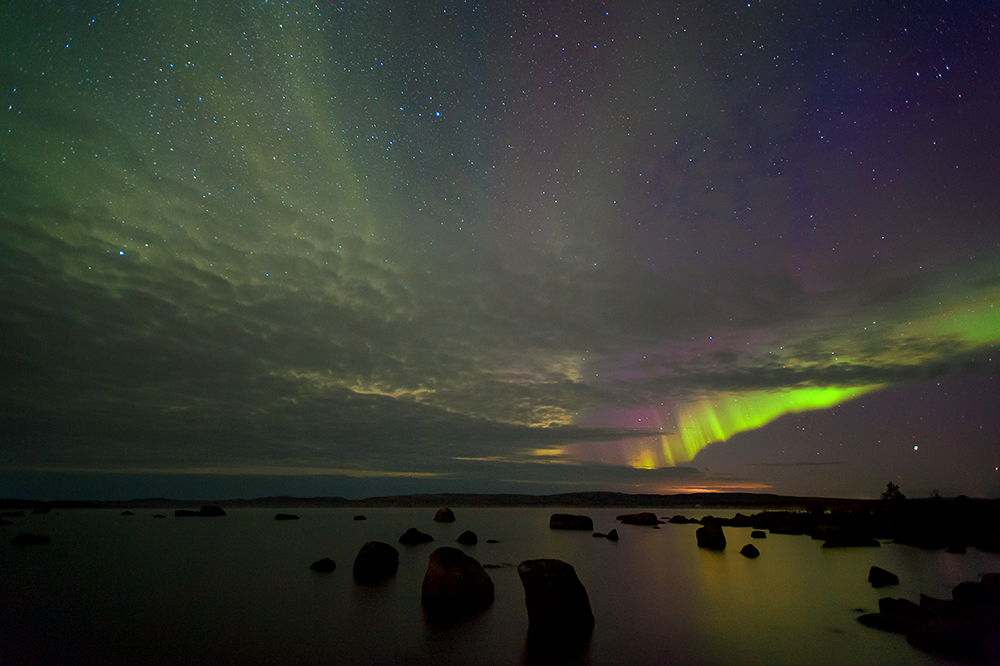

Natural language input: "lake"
[2,507,997,665]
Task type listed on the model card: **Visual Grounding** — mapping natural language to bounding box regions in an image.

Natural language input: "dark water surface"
[2,507,997,665]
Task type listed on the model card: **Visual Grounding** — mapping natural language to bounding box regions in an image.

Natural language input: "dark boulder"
[310,557,336,573]
[518,558,594,642]
[354,515,367,521]
[751,530,767,539]
[617,512,663,526]
[421,547,494,613]
[668,515,694,524]
[175,509,201,517]
[869,566,900,588]
[549,513,593,530]
[457,530,478,545]
[12,533,50,545]
[353,541,399,583]
[696,523,726,550]
[740,544,760,558]
[121,511,135,516]
[274,513,299,521]
[199,505,227,517]
[399,527,434,545]
[434,507,456,523]
[606,529,619,541]
[153,514,166,518]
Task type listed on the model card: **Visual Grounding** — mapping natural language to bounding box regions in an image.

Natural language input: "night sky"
[3,1,999,501]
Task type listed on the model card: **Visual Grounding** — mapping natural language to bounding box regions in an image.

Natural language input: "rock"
[740,544,760,558]
[549,513,593,530]
[199,505,227,517]
[869,566,900,588]
[353,515,367,521]
[751,530,767,539]
[153,514,166,518]
[121,511,135,516]
[907,618,986,658]
[606,529,619,541]
[434,507,456,522]
[457,530,478,545]
[518,558,594,642]
[617,512,663,526]
[310,557,336,573]
[174,509,201,517]
[274,513,299,520]
[421,547,494,613]
[12,533,50,545]
[486,539,500,544]
[696,523,726,550]
[668,515,694,524]
[399,527,434,545]
[817,527,880,548]
[592,533,607,538]
[353,541,399,583]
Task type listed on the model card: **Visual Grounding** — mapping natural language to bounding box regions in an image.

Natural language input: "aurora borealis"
[2,1,998,500]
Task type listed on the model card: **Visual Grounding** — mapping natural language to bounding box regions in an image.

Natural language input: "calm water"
[2,507,998,665]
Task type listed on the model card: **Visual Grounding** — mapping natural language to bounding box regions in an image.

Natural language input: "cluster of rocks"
[858,572,1000,660]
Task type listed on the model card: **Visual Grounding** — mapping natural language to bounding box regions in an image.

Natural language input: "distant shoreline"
[2,491,989,511]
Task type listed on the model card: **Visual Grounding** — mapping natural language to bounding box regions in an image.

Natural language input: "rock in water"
[421,547,494,613]
[399,527,434,545]
[617,512,663,525]
[274,513,299,521]
[353,541,399,583]
[869,566,900,588]
[121,511,135,516]
[12,533,50,545]
[751,530,767,539]
[353,515,367,521]
[606,529,619,541]
[199,505,227,517]
[740,544,760,558]
[434,507,456,522]
[310,557,336,573]
[457,530,478,545]
[549,514,594,530]
[518,558,594,642]
[696,523,727,550]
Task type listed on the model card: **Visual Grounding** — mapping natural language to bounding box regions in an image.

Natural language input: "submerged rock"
[696,523,726,550]
[274,513,299,520]
[518,558,594,643]
[353,541,399,583]
[869,566,900,588]
[421,547,494,614]
[434,507,456,523]
[456,530,478,545]
[310,557,336,573]
[549,514,593,530]
[399,527,434,545]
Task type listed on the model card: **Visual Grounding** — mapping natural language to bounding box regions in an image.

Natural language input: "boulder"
[696,523,726,550]
[121,511,136,516]
[617,512,663,526]
[740,544,760,558]
[549,513,593,530]
[175,509,201,517]
[274,513,299,520]
[434,507,456,523]
[353,515,367,521]
[12,533,50,545]
[668,515,694,524]
[751,530,767,539]
[606,529,619,541]
[310,557,336,573]
[399,527,434,545]
[153,514,166,518]
[421,547,494,613]
[869,566,900,588]
[518,558,594,642]
[457,530,478,545]
[353,541,399,583]
[199,505,227,517]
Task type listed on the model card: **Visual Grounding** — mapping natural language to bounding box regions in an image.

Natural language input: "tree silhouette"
[880,481,906,501]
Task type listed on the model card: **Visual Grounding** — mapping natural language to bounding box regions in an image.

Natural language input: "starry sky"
[2,1,999,501]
